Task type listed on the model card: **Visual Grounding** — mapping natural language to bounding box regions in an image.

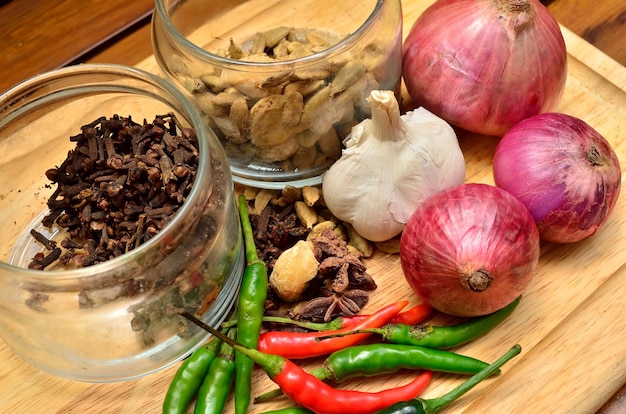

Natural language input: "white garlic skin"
[322,90,466,242]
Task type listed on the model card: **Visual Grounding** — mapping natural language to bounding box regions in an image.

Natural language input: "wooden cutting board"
[1,1,624,413]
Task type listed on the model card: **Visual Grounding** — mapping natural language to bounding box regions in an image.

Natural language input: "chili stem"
[261,408,314,414]
[374,344,522,414]
[181,311,283,375]
[254,387,285,404]
[426,344,522,412]
[221,315,345,331]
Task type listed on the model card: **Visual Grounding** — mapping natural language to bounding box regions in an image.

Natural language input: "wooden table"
[1,1,625,413]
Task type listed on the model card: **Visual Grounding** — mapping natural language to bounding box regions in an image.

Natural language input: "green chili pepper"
[318,296,521,349]
[234,195,269,414]
[193,328,237,414]
[162,337,222,414]
[255,343,495,403]
[374,344,522,414]
[312,343,495,381]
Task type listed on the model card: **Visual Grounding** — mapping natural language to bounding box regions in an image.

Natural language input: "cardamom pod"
[282,92,304,128]
[294,201,318,229]
[250,95,295,147]
[229,98,250,136]
[256,136,300,162]
[329,61,367,97]
[302,186,321,207]
[262,26,293,49]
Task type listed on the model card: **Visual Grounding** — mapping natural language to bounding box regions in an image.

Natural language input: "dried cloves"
[28,113,199,270]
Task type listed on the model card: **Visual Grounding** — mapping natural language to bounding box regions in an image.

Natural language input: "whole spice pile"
[28,113,199,270]
[238,185,378,322]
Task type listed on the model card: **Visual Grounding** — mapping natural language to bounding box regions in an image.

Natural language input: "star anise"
[318,252,376,292]
[311,227,349,260]
[293,288,370,322]
[312,227,377,294]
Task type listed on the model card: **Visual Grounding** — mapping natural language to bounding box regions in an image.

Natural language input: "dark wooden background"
[0,0,624,94]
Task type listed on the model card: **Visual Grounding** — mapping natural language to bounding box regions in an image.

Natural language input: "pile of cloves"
[29,113,199,270]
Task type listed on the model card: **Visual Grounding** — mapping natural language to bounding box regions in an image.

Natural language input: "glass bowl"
[0,64,244,382]
[151,0,403,189]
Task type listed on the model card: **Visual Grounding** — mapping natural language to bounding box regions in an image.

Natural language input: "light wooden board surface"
[1,1,625,413]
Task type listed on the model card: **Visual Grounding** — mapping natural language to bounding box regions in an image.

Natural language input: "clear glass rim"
[153,0,387,68]
[0,63,215,280]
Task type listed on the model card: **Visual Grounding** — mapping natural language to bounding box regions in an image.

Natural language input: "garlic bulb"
[322,90,466,242]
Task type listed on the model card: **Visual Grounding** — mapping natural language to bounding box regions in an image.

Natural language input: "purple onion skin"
[402,0,567,137]
[400,183,540,317]
[493,113,622,243]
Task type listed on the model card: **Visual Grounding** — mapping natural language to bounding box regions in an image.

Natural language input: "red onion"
[402,0,567,137]
[493,113,621,243]
[400,183,540,317]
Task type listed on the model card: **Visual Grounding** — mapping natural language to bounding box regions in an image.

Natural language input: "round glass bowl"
[0,64,244,382]
[152,0,403,189]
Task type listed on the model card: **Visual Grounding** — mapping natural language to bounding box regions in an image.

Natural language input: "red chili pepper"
[257,301,408,359]
[275,360,433,414]
[180,310,432,414]
[342,302,432,329]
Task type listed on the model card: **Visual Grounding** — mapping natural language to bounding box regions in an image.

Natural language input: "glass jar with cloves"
[0,64,244,382]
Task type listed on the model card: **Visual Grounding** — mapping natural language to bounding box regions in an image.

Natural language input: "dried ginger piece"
[269,240,319,302]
